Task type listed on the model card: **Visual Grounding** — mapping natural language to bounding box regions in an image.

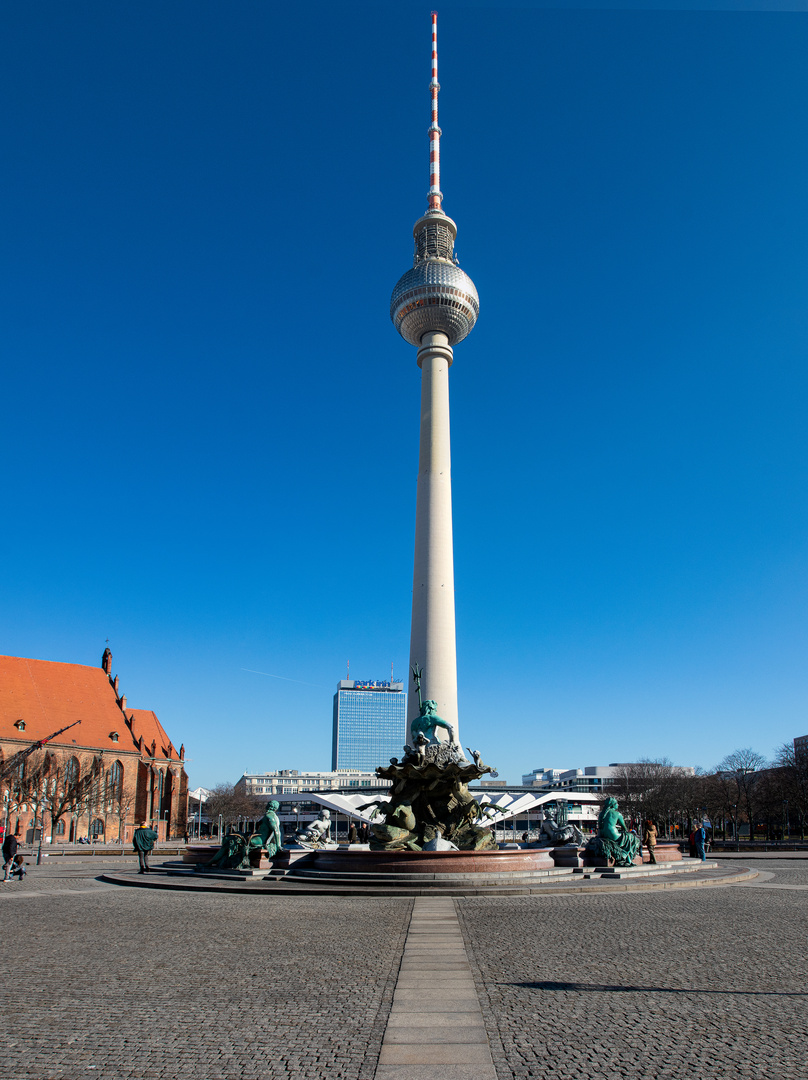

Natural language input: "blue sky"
[2,2,806,788]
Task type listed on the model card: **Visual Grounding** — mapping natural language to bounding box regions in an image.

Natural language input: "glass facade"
[332,681,407,772]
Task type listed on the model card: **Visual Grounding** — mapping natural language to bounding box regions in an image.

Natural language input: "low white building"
[235,769,389,797]
[231,770,392,840]
[521,764,695,793]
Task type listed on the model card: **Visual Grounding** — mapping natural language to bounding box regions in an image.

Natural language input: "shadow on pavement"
[511,981,806,997]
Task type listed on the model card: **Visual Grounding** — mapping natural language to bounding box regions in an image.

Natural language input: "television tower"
[390,12,479,743]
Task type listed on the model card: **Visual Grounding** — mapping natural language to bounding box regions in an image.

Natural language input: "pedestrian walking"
[2,833,19,881]
[643,819,658,864]
[133,821,159,874]
[348,821,358,844]
[694,824,707,862]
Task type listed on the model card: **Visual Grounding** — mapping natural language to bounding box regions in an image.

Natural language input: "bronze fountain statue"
[357,664,498,852]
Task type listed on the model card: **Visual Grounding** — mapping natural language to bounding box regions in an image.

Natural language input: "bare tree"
[696,770,733,840]
[715,748,768,843]
[42,751,84,840]
[772,742,807,840]
[204,783,259,835]
[1,751,33,837]
[755,764,792,842]
[605,759,698,836]
[71,756,105,841]
[6,751,51,842]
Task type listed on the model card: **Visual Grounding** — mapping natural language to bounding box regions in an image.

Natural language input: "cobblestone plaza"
[0,858,805,1079]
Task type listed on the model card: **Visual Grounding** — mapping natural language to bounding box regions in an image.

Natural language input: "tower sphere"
[391,212,479,348]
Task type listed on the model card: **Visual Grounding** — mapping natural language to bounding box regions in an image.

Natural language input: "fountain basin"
[309,847,555,874]
[182,844,219,865]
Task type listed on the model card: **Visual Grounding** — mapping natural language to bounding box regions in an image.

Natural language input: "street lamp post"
[35,779,56,865]
[36,812,45,864]
[35,787,46,866]
[117,799,129,846]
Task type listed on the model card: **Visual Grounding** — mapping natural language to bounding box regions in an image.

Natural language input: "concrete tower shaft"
[408,330,457,737]
[390,13,479,745]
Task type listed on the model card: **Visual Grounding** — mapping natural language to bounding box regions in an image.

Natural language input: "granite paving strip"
[376,897,498,1080]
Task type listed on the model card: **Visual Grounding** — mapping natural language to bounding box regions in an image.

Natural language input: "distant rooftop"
[336,680,404,692]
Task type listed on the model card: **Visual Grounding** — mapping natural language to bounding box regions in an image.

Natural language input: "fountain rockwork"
[361,740,497,852]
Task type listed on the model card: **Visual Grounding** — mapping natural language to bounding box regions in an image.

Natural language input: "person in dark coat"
[694,824,707,862]
[133,822,159,874]
[348,821,358,844]
[2,834,19,881]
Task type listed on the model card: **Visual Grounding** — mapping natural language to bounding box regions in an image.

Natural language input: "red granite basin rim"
[182,844,219,864]
[308,848,556,874]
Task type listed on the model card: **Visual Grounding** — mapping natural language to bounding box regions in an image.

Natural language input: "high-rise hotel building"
[331,679,407,772]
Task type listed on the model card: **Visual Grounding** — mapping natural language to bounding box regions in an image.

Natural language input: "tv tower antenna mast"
[390,12,479,745]
[428,10,442,212]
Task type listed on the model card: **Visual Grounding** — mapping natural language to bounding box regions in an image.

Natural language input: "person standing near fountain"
[643,819,658,864]
[693,823,707,862]
[133,822,158,874]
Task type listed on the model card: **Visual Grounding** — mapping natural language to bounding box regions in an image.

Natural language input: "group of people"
[688,824,709,861]
[642,819,708,862]
[347,821,370,845]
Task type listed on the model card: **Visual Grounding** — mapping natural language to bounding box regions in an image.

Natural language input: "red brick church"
[0,649,188,843]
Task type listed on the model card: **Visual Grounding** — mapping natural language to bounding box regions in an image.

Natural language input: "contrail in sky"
[240,668,328,689]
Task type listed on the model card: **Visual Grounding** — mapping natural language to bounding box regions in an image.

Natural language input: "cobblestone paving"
[0,866,120,897]
[457,888,808,1080]
[0,874,412,1080]
[727,858,808,885]
[4,862,808,1079]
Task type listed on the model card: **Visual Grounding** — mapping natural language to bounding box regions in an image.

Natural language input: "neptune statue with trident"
[410,663,459,750]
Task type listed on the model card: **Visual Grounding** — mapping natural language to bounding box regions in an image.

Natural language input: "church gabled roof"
[126,708,182,761]
[0,654,138,752]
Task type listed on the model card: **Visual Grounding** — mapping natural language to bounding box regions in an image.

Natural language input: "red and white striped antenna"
[428,11,442,211]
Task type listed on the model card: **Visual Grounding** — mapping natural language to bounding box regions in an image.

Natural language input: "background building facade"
[521,763,695,793]
[331,679,406,772]
[235,769,386,796]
